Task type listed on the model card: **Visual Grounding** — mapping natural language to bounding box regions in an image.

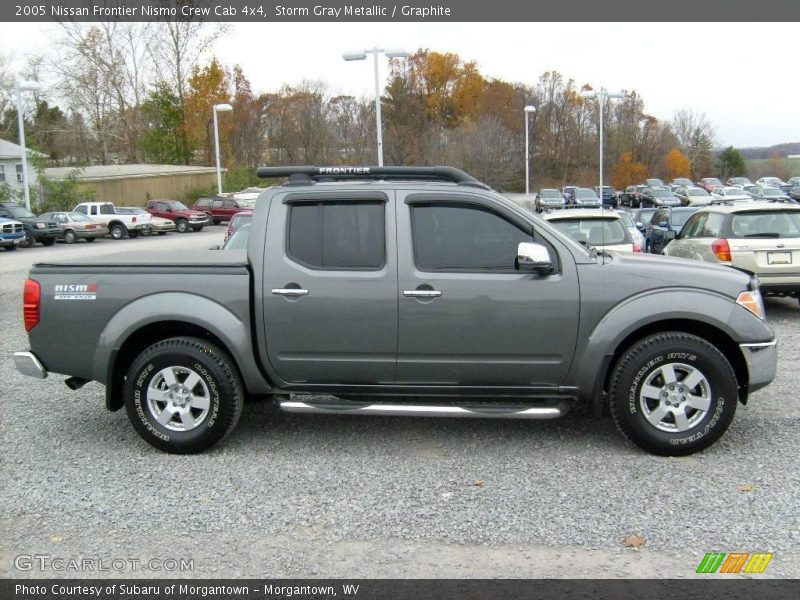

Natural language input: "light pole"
[212,103,233,195]
[15,80,41,211]
[343,47,409,166]
[524,105,536,195]
[580,88,624,199]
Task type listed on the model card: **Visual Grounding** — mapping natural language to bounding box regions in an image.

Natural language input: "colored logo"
[696,552,773,574]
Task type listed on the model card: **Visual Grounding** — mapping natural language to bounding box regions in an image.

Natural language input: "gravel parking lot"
[1,228,798,579]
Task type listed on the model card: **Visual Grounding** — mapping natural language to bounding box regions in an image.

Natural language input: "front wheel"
[124,336,243,454]
[608,332,738,456]
[64,230,77,244]
[21,230,34,248]
[176,219,189,233]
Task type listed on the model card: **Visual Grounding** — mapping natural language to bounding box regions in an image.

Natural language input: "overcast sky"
[1,21,798,148]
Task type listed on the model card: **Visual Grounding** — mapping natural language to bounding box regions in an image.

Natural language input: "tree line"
[1,22,750,198]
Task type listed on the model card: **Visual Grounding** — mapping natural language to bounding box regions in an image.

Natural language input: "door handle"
[272,288,309,297]
[403,290,442,298]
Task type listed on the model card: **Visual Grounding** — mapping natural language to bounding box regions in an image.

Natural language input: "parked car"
[0,217,25,251]
[116,208,176,235]
[193,196,255,224]
[631,208,658,235]
[592,185,616,206]
[144,200,209,233]
[542,208,641,252]
[221,222,251,250]
[73,202,152,239]
[534,189,566,211]
[619,185,648,208]
[746,186,793,202]
[756,177,791,192]
[726,177,753,188]
[0,203,60,248]
[663,202,800,304]
[617,210,645,248]
[571,187,602,208]
[675,186,712,206]
[644,178,666,189]
[697,178,723,193]
[641,187,681,208]
[38,211,109,243]
[710,187,753,202]
[669,178,694,191]
[789,185,800,202]
[785,177,800,188]
[223,210,253,244]
[644,207,699,255]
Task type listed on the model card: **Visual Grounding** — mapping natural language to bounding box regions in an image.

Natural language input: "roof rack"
[255,166,491,190]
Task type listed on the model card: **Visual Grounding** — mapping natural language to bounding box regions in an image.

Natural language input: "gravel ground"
[1,228,798,579]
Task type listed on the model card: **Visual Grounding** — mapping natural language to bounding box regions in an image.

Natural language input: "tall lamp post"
[580,88,624,199]
[343,47,409,166]
[524,105,536,195]
[15,80,41,211]
[212,103,233,195]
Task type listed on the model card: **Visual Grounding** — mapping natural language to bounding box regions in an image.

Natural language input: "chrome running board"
[279,399,568,420]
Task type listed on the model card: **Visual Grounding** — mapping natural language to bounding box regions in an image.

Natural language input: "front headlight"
[736,289,765,320]
[35,222,45,229]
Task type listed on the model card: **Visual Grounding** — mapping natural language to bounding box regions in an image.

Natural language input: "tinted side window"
[287,201,385,270]
[222,201,236,208]
[74,205,87,215]
[157,202,169,211]
[411,203,532,271]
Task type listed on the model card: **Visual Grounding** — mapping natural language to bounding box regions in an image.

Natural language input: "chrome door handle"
[272,288,309,297]
[403,290,442,298]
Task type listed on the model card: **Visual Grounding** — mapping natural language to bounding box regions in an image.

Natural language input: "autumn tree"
[664,148,691,180]
[184,58,232,165]
[611,151,647,189]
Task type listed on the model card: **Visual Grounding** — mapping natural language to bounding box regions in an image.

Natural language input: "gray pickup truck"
[14,167,777,456]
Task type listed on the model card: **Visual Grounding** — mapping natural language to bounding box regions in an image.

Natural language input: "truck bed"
[33,249,248,268]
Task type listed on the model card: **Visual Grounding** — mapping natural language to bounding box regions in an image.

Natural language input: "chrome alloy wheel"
[147,366,211,432]
[639,362,712,433]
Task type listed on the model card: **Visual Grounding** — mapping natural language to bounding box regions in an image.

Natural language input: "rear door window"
[287,201,386,270]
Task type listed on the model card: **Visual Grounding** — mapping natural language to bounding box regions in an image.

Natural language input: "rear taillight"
[633,243,642,253]
[23,278,40,332]
[711,238,732,261]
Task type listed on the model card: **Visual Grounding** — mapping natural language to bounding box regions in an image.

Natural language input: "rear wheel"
[124,336,243,454]
[176,218,189,233]
[609,332,738,456]
[86,237,96,242]
[64,230,77,244]
[109,223,127,240]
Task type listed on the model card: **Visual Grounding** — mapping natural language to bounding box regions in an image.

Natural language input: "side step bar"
[279,400,569,420]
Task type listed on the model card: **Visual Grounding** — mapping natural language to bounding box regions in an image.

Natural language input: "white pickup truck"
[74,202,152,240]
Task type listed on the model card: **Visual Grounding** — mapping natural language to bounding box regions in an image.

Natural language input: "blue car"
[644,206,699,255]
[0,217,25,251]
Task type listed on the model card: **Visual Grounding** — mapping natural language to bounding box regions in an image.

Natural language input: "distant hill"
[737,142,800,159]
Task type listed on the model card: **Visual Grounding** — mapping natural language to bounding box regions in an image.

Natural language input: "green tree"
[140,84,193,164]
[716,146,747,180]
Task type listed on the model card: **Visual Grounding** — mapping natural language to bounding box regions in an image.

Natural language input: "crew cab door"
[395,192,580,387]
[262,191,398,385]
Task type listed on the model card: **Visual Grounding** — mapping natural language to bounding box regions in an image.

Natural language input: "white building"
[0,138,44,193]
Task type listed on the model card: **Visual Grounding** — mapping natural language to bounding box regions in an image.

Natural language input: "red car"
[192,196,255,224]
[144,200,209,233]
[696,178,723,193]
[224,210,253,244]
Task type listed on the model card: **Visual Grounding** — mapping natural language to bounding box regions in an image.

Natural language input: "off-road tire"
[609,332,738,456]
[124,336,244,454]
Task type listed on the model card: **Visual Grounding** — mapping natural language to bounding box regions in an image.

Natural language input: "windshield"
[636,209,657,222]
[761,188,782,197]
[618,212,635,228]
[647,179,664,186]
[731,210,800,238]
[549,218,628,246]
[68,212,95,222]
[5,205,35,218]
[222,223,251,250]
[763,178,781,185]
[576,189,598,199]
[674,179,692,185]
[704,179,722,185]
[167,201,189,210]
[653,189,673,198]
[722,188,744,195]
[230,213,252,229]
[689,189,709,196]
[540,190,561,198]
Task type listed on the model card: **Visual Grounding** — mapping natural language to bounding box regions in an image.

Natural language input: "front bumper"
[0,235,24,246]
[740,339,778,392]
[13,351,48,379]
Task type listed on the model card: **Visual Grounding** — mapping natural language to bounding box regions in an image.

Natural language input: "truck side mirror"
[517,242,552,273]
[665,230,677,240]
[658,221,668,228]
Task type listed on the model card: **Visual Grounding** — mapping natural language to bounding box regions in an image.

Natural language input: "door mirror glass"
[635,221,643,229]
[665,230,677,240]
[658,220,669,227]
[517,242,552,273]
